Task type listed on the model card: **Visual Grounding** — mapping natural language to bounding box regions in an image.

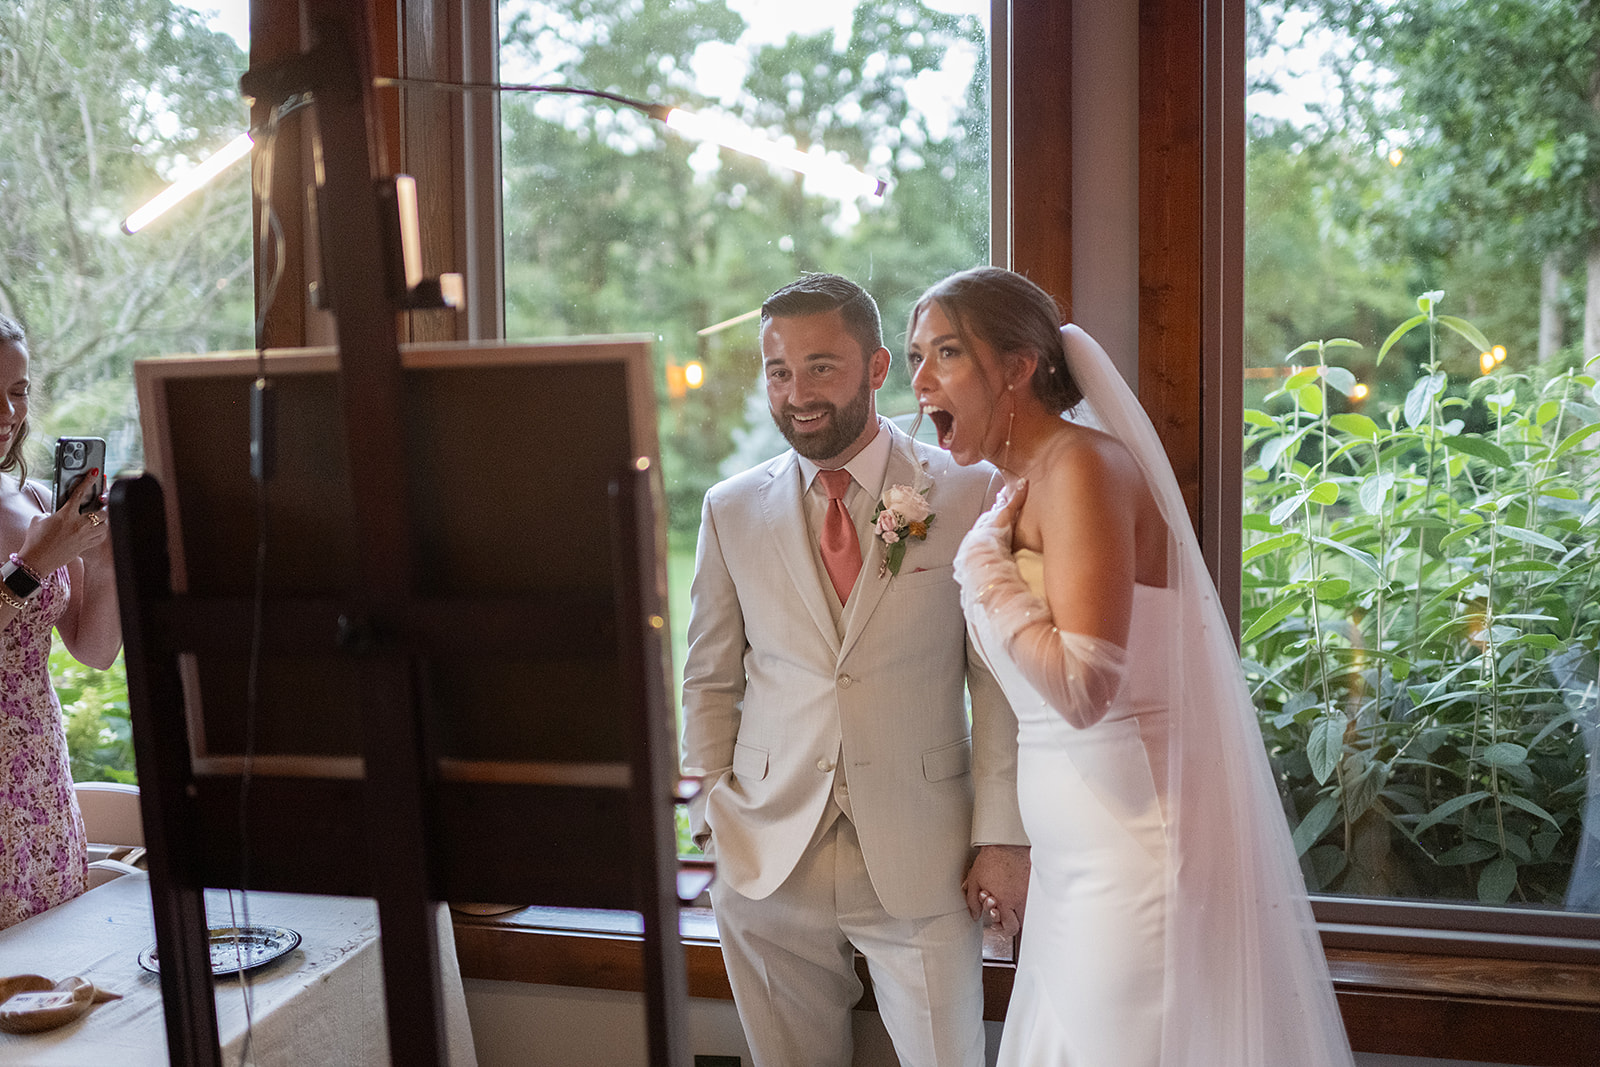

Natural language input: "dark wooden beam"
[249,0,308,349]
[1137,0,1204,539]
[1199,0,1245,628]
[1008,0,1072,316]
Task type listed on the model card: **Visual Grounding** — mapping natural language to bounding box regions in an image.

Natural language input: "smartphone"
[53,437,107,513]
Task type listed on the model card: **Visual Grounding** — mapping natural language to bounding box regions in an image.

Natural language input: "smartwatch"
[1,555,43,600]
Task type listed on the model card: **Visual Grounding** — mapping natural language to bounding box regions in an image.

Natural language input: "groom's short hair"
[760,273,884,362]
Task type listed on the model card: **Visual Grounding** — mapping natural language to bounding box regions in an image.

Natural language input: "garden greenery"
[1244,292,1600,906]
[54,645,134,785]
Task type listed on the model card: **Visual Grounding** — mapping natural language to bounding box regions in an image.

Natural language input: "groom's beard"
[772,371,874,463]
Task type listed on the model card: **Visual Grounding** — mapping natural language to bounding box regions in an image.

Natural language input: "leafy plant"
[53,646,135,785]
[1243,292,1600,905]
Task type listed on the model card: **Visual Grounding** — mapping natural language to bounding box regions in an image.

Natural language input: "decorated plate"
[138,926,301,976]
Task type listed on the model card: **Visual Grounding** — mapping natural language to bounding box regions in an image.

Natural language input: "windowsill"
[451,906,1600,1066]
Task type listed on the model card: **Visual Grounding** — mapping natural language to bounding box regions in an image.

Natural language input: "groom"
[682,273,1029,1067]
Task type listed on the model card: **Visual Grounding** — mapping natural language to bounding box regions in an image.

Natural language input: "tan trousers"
[710,810,986,1067]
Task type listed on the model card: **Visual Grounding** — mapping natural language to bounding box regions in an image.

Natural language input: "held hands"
[18,471,109,575]
[962,844,1030,938]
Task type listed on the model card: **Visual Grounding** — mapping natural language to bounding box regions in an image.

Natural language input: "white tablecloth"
[0,873,477,1066]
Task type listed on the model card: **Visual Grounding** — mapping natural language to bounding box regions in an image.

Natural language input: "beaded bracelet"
[8,553,42,584]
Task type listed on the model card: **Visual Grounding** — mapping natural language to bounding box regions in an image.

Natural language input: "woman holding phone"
[0,312,121,930]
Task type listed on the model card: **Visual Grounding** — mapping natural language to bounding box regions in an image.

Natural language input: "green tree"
[1294,0,1600,364]
[498,0,989,534]
[501,0,762,529]
[0,0,253,473]
[1245,121,1416,402]
[1,0,252,788]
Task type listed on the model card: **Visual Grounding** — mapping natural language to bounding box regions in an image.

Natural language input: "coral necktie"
[816,468,861,605]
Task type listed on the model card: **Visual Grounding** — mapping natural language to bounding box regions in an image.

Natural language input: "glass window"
[496,0,993,851]
[1244,0,1600,913]
[0,0,253,785]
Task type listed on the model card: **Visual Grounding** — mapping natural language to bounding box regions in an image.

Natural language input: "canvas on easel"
[115,336,691,1065]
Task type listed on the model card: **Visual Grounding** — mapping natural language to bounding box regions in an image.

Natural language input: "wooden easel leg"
[111,474,224,1067]
[612,470,692,1067]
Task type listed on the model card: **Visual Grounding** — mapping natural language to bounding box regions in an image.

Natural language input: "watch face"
[1,562,39,598]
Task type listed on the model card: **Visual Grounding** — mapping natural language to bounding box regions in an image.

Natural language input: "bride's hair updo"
[909,267,1083,415]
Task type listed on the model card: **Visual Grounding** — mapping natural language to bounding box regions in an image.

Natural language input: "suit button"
[838,674,854,689]
[816,757,835,773]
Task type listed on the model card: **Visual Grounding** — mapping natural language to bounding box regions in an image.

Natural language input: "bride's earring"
[1001,383,1015,473]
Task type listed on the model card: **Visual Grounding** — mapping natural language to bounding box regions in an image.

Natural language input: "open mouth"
[923,405,954,449]
[788,408,830,430]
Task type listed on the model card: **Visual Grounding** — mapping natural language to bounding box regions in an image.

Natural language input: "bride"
[907,267,1354,1066]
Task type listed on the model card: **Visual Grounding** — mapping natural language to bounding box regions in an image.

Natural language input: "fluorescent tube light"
[121,131,254,235]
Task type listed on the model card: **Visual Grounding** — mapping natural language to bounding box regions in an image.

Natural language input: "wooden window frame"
[450,905,1600,1065]
[247,0,1600,1061]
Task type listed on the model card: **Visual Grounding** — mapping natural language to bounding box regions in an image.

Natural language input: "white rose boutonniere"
[874,483,935,577]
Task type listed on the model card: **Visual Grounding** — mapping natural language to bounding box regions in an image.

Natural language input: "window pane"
[1245,1,1600,912]
[0,0,253,787]
[497,0,991,850]
[1,2,253,473]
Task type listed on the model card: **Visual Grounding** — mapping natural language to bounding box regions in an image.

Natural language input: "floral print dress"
[0,564,88,930]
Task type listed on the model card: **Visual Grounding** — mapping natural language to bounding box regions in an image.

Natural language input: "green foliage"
[1306,0,1600,258]
[1267,0,1598,371]
[0,0,255,477]
[3,0,255,787]
[1243,293,1600,904]
[1245,124,1417,401]
[51,645,135,784]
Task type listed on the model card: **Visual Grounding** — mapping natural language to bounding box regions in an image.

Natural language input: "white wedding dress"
[954,327,1355,1067]
[994,554,1172,1064]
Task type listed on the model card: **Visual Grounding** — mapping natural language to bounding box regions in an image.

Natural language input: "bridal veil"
[1061,324,1355,1065]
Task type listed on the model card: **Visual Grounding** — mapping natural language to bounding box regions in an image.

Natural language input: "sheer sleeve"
[953,493,1127,728]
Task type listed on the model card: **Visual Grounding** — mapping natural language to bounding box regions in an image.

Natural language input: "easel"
[110,8,692,1065]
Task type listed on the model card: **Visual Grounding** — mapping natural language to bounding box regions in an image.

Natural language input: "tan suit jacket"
[682,420,1025,919]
